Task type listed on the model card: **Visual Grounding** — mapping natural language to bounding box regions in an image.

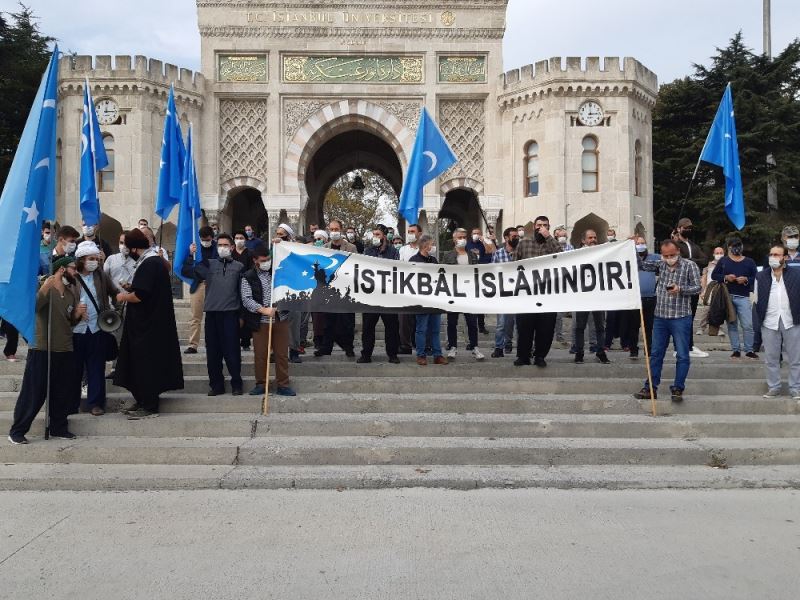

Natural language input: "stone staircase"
[1,302,799,490]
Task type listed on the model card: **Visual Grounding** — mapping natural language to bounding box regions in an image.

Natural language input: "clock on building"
[95,98,119,125]
[577,100,604,127]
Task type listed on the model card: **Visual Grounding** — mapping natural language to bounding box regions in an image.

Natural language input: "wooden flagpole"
[639,307,658,417]
[262,317,274,416]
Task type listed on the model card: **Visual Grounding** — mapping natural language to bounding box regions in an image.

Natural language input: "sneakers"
[417,357,428,366]
[633,387,657,400]
[7,434,28,445]
[184,346,198,354]
[670,387,684,402]
[5,354,17,362]
[249,384,266,396]
[690,346,709,358]
[472,348,485,361]
[447,347,457,359]
[491,348,504,358]
[596,351,611,364]
[433,356,448,365]
[731,351,742,360]
[276,386,296,397]
[50,430,77,440]
[763,389,782,398]
[574,352,584,364]
[745,351,759,360]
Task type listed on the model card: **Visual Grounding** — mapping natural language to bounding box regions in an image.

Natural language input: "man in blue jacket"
[182,226,217,355]
[756,244,800,399]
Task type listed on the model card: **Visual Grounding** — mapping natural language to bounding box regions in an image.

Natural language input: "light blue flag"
[398,107,457,225]
[79,78,109,226]
[699,83,745,230]
[155,85,186,221]
[173,124,202,286]
[0,47,60,341]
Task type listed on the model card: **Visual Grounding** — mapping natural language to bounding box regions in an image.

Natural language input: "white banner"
[272,240,642,314]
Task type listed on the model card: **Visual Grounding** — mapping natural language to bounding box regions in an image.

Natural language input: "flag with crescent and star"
[699,83,745,230]
[0,46,60,341]
[154,85,186,221]
[79,78,109,226]
[398,107,457,226]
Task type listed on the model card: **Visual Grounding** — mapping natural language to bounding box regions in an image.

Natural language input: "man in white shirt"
[104,232,137,293]
[756,244,800,399]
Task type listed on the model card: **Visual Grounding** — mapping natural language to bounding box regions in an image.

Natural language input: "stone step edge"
[0,463,798,491]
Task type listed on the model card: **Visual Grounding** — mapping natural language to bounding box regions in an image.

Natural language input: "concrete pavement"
[0,489,798,599]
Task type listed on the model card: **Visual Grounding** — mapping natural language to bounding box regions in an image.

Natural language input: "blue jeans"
[416,314,443,358]
[494,314,515,350]
[728,295,754,353]
[646,315,692,392]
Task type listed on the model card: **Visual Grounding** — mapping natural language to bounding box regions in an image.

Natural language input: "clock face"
[577,101,604,126]
[95,99,119,125]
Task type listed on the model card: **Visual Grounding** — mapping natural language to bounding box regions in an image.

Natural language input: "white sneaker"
[447,347,457,359]
[695,329,704,336]
[763,389,782,398]
[690,346,709,358]
[472,347,485,361]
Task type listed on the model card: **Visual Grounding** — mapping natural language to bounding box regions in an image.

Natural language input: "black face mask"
[535,232,546,243]
[682,229,693,239]
[508,238,520,249]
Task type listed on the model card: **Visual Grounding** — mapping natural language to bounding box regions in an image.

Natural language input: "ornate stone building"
[54,0,658,248]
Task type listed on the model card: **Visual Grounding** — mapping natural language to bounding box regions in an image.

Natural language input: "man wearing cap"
[8,257,85,444]
[72,241,117,416]
[273,223,305,364]
[114,229,184,418]
[675,217,710,358]
[781,226,800,268]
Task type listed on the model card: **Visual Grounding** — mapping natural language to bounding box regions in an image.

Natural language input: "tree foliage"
[0,4,55,188]
[323,169,397,236]
[653,32,800,256]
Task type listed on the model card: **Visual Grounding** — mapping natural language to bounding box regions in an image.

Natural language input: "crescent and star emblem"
[423,151,437,173]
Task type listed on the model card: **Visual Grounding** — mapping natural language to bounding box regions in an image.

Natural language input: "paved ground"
[0,489,798,599]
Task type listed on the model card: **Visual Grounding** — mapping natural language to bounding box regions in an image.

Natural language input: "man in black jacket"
[183,226,217,354]
[358,225,400,364]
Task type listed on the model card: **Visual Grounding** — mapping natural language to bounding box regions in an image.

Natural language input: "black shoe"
[731,351,741,359]
[232,388,243,396]
[629,351,639,359]
[387,356,400,364]
[478,328,490,335]
[289,355,302,364]
[7,434,28,445]
[533,357,547,368]
[513,358,531,367]
[491,349,504,358]
[633,387,657,400]
[208,388,224,396]
[574,352,584,364]
[50,430,76,440]
[745,351,759,360]
[356,356,372,364]
[504,345,513,353]
[313,350,329,357]
[670,387,684,402]
[398,346,413,355]
[596,351,611,364]
[345,350,356,358]
[184,347,198,354]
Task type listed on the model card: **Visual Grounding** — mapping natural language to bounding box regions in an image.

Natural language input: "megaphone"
[98,309,122,333]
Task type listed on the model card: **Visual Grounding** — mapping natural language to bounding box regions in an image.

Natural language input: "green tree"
[653,32,800,257]
[323,169,397,237]
[0,4,55,189]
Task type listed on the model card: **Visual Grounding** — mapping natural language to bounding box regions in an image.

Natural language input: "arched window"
[581,135,598,193]
[56,139,62,196]
[524,141,539,197]
[98,134,114,192]
[634,139,643,197]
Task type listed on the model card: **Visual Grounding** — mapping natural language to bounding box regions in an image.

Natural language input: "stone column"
[484,210,501,237]
[267,211,282,241]
[286,211,301,239]
[204,209,219,229]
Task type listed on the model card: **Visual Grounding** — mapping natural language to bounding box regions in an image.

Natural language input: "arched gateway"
[53,1,658,244]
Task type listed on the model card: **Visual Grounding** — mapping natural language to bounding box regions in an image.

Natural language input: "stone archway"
[222,186,269,238]
[439,187,484,233]
[571,212,610,248]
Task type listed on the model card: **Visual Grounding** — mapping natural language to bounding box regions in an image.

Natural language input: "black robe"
[114,254,184,397]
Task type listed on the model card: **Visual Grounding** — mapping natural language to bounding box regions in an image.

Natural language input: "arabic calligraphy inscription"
[283,56,423,84]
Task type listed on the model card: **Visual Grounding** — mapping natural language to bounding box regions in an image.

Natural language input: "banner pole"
[44,288,53,440]
[262,316,274,416]
[639,307,658,417]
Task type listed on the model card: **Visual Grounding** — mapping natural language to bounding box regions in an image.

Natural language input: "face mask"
[535,232,546,243]
[85,260,99,272]
[346,233,355,241]
[259,261,272,271]
[65,241,77,254]
[509,238,520,249]
[456,239,467,249]
[608,237,616,242]
[430,246,437,254]
[43,233,51,243]
[682,229,693,239]
[787,239,799,250]
[119,245,129,256]
[200,240,213,249]
[558,236,567,244]
[472,234,480,242]
[713,253,724,261]
[217,246,232,259]
[61,276,71,286]
[235,239,246,249]
[245,231,254,239]
[769,257,783,270]
[664,256,679,266]
[82,226,95,237]
[314,240,325,247]
[330,231,342,241]
[406,233,417,244]
[372,237,382,247]
[517,230,525,238]
[635,244,648,253]
[387,233,394,241]
[730,245,743,256]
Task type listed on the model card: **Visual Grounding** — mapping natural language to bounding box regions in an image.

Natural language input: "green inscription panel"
[438,56,487,83]
[218,55,268,82]
[283,56,424,84]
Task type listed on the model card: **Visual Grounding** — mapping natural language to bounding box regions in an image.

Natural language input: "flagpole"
[262,317,274,416]
[44,286,53,440]
[639,307,658,418]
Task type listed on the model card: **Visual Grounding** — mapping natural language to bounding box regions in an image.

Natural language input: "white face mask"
[65,241,77,254]
[664,256,679,266]
[259,261,272,271]
[456,239,467,249]
[406,233,417,244]
[430,246,437,254]
[635,244,648,253]
[346,232,355,241]
[517,230,525,238]
[713,253,724,261]
[43,233,51,243]
[330,231,342,241]
[235,239,246,249]
[82,225,96,237]
[558,236,567,244]
[472,234,480,242]
[61,276,70,286]
[217,246,232,259]
[119,245,129,256]
[769,257,783,270]
[786,239,799,250]
[371,237,382,247]
[200,240,213,249]
[85,259,99,272]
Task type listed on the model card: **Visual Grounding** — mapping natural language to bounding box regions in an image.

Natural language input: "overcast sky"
[1,0,797,84]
